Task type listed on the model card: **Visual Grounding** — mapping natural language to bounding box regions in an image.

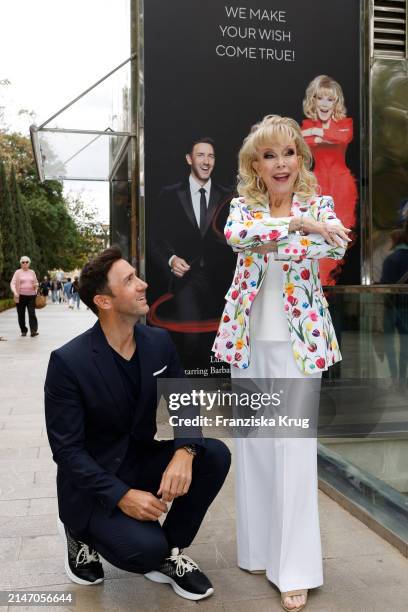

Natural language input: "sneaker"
[21,332,27,337]
[144,547,213,601]
[57,518,104,585]
[30,331,39,337]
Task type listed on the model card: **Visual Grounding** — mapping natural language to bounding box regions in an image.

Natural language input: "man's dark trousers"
[80,438,230,573]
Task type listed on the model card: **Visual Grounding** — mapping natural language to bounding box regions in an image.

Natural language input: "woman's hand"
[303,218,352,247]
[302,127,324,138]
[250,242,278,255]
[13,294,19,304]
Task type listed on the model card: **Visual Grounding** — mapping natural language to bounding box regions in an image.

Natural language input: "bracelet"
[299,218,305,236]
[181,444,198,457]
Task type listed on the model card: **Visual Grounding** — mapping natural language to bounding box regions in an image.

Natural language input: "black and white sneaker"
[144,547,214,601]
[57,518,104,585]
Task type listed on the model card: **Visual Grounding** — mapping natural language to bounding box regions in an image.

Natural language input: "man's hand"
[171,256,190,278]
[157,448,193,503]
[117,489,168,521]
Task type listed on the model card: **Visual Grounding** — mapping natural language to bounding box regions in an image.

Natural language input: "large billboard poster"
[144,0,361,376]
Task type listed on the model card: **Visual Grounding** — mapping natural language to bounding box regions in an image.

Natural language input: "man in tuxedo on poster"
[149,137,235,372]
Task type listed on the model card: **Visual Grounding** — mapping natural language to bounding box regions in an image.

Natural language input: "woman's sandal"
[280,589,308,611]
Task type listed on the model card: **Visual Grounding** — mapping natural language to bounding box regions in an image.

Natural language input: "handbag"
[35,293,47,309]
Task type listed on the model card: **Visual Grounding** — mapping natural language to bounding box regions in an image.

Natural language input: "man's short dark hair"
[79,246,123,315]
[188,137,216,154]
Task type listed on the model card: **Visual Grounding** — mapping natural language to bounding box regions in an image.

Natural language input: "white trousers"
[231,341,323,592]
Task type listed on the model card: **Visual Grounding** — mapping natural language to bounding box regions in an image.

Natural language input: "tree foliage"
[0,131,103,296]
[0,225,4,280]
[0,160,17,295]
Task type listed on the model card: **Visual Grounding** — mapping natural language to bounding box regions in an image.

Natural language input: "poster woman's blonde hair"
[237,114,318,204]
[303,75,346,121]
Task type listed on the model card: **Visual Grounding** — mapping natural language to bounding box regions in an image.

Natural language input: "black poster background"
[144,0,362,375]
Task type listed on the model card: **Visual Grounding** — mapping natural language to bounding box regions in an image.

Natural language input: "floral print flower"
[268,230,281,240]
[244,256,253,267]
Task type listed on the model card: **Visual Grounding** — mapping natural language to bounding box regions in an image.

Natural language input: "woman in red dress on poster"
[302,75,358,285]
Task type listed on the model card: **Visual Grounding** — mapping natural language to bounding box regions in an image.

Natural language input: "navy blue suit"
[45,321,230,573]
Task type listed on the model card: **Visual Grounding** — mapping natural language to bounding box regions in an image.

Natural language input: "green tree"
[0,131,100,276]
[9,165,38,266]
[0,225,4,281]
[0,161,18,296]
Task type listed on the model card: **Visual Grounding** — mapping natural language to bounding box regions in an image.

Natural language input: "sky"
[1,0,131,223]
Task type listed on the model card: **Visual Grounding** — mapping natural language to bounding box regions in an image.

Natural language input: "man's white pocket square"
[153,365,167,376]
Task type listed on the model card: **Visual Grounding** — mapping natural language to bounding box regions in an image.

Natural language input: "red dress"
[302,117,358,285]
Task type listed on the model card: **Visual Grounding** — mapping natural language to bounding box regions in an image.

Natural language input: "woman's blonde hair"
[237,114,318,204]
[303,75,346,121]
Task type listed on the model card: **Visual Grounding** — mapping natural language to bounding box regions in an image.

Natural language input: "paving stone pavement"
[0,302,407,611]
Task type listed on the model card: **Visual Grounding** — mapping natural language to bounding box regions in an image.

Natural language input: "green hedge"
[0,298,15,313]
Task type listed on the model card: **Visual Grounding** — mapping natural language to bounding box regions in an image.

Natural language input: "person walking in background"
[39,276,51,300]
[56,279,63,303]
[50,278,58,303]
[10,256,39,337]
[63,277,72,306]
[70,276,80,309]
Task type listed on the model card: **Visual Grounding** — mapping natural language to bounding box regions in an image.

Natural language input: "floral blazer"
[212,194,346,375]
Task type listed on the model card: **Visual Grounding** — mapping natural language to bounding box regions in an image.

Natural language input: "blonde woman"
[302,75,358,284]
[10,256,39,337]
[213,116,351,611]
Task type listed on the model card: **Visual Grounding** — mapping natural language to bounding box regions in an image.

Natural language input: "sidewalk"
[0,303,407,611]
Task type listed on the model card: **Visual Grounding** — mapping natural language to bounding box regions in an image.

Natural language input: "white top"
[169,176,212,267]
[189,175,211,226]
[250,253,291,342]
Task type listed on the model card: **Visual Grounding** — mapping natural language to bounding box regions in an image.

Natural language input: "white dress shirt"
[189,175,211,227]
[169,176,212,267]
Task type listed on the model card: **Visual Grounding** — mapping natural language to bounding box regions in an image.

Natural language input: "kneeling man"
[44,247,230,601]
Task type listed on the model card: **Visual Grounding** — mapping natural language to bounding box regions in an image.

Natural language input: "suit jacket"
[212,194,346,375]
[44,321,203,534]
[149,181,235,289]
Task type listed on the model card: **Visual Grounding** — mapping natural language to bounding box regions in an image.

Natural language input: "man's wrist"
[176,444,198,458]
